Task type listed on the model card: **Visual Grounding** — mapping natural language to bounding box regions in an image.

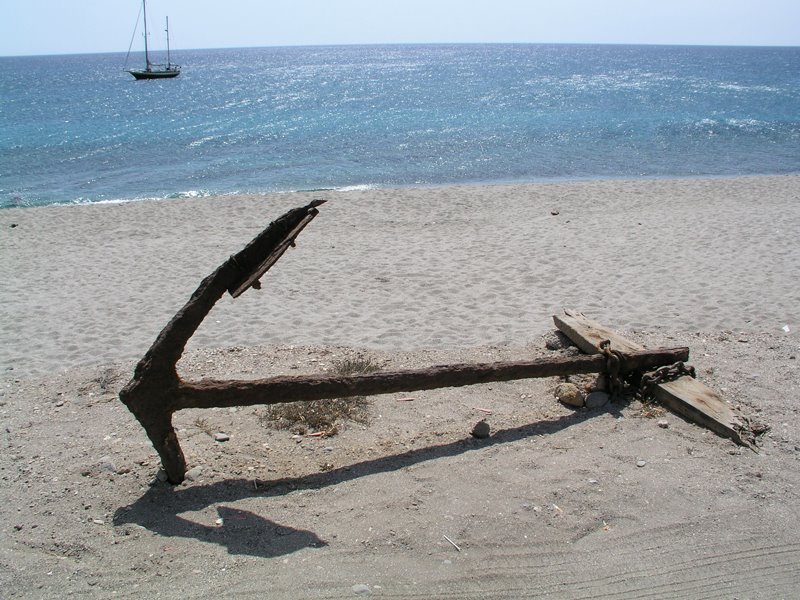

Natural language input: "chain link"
[598,340,696,402]
[636,361,696,400]
[599,340,625,400]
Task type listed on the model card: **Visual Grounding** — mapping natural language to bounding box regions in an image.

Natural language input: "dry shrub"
[636,400,667,419]
[80,367,123,396]
[193,417,215,437]
[258,355,380,435]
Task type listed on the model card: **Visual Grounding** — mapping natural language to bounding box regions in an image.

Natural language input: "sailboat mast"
[142,0,150,68]
[165,16,171,68]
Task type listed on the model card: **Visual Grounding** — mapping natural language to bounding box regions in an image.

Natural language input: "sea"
[1,44,799,209]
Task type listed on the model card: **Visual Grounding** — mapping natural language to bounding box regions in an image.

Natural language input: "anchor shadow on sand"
[113,406,611,558]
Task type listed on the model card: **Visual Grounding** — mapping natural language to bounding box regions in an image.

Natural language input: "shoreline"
[4,171,800,211]
[2,174,799,378]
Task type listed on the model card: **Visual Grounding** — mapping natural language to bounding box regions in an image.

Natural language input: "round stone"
[554,383,584,407]
[471,420,491,439]
[185,465,205,481]
[585,391,610,409]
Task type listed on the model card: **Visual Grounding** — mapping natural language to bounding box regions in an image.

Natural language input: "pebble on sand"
[471,420,491,439]
[554,383,584,407]
[185,465,205,481]
[214,432,230,442]
[585,391,610,409]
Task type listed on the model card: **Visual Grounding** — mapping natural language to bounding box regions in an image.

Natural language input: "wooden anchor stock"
[554,309,757,448]
[120,201,689,484]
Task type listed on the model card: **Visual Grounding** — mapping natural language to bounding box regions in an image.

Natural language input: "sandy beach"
[3,175,799,377]
[2,176,800,598]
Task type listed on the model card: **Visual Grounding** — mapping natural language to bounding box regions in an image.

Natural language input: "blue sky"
[2,0,799,56]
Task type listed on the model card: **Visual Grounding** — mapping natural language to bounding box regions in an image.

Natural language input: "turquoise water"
[1,44,799,208]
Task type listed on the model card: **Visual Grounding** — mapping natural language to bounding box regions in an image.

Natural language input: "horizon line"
[3,40,800,59]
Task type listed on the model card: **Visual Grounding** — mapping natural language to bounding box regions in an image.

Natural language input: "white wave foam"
[188,136,218,148]
[335,184,378,192]
[166,190,213,199]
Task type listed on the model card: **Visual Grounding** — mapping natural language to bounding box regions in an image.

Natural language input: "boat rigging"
[125,0,180,80]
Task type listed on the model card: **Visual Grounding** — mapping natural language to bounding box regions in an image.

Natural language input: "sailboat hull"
[128,68,180,80]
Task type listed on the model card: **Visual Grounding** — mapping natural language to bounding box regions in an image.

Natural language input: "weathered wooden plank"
[554,309,644,354]
[653,378,753,447]
[553,310,755,448]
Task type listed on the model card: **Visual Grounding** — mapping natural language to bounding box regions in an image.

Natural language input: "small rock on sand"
[544,331,572,351]
[185,465,205,481]
[555,383,584,407]
[585,392,610,409]
[98,456,117,473]
[471,420,491,439]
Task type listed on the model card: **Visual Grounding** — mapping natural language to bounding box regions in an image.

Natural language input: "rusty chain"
[599,339,626,400]
[599,339,696,402]
[636,361,696,400]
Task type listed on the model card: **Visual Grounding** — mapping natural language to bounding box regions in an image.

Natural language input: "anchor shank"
[175,347,689,410]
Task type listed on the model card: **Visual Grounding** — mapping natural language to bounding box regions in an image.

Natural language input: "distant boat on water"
[125,0,180,79]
